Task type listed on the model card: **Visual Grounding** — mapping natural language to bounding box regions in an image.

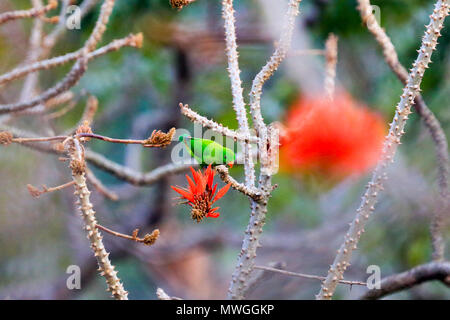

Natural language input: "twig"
[0,0,58,25]
[95,224,160,246]
[246,262,286,296]
[44,101,77,120]
[317,0,450,300]
[0,33,143,88]
[361,261,450,300]
[255,265,367,286]
[324,33,338,99]
[86,167,119,201]
[43,0,100,50]
[179,103,259,144]
[60,95,99,135]
[76,127,175,148]
[215,165,262,201]
[27,181,76,198]
[0,49,89,115]
[17,0,45,116]
[11,135,67,143]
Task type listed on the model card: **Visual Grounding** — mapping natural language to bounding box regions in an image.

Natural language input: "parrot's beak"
[227,162,234,169]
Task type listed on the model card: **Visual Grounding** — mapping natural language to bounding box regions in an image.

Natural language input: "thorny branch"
[317,0,450,300]
[357,0,450,262]
[222,0,256,188]
[215,165,262,201]
[95,224,160,246]
[66,137,128,300]
[227,0,301,300]
[179,103,259,144]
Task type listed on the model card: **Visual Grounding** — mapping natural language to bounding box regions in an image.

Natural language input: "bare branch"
[228,0,302,300]
[215,165,262,201]
[0,33,143,88]
[324,33,338,99]
[255,265,367,286]
[86,167,119,201]
[317,0,450,300]
[179,103,259,144]
[222,0,256,188]
[361,261,450,300]
[95,224,160,246]
[1,125,193,186]
[27,181,76,198]
[357,0,449,262]
[0,0,58,26]
[0,0,117,115]
[85,150,195,186]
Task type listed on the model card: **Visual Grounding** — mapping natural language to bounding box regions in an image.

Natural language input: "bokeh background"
[0,0,449,299]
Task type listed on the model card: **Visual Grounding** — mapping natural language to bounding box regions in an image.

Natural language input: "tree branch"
[317,0,449,300]
[179,103,258,144]
[255,265,367,286]
[357,0,449,263]
[222,0,256,188]
[0,0,57,26]
[227,0,302,300]
[361,261,450,300]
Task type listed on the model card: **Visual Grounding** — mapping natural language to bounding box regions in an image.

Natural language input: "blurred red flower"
[171,165,231,223]
[280,92,386,180]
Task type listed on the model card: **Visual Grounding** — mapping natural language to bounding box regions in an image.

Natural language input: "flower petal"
[207,208,220,218]
[171,185,194,203]
[197,169,207,193]
[210,183,218,200]
[212,183,231,203]
[186,175,197,194]
[190,166,200,185]
[205,164,214,189]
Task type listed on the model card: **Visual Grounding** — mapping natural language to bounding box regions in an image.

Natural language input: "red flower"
[280,91,386,180]
[171,164,231,222]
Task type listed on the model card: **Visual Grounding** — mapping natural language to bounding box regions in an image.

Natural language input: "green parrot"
[179,134,235,168]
